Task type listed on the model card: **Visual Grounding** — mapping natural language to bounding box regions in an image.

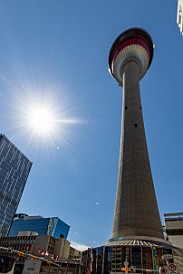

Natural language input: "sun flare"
[27,104,56,135]
[10,87,82,149]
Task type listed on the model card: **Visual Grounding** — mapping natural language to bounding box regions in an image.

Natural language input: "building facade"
[0,234,82,274]
[0,134,32,237]
[8,214,70,239]
[164,212,183,249]
[81,244,183,274]
[177,0,183,35]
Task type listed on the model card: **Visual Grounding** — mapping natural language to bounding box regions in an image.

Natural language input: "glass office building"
[0,134,32,236]
[8,215,70,239]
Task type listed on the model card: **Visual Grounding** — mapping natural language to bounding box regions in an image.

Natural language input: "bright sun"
[27,105,56,135]
[11,88,81,148]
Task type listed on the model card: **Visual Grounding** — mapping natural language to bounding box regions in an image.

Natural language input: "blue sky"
[0,0,183,249]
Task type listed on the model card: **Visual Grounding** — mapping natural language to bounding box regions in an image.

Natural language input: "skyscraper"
[108,28,164,242]
[0,134,32,236]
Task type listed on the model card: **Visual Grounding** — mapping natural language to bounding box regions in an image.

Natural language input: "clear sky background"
[0,0,183,250]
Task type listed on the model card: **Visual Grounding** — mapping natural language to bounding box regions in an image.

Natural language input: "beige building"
[164,212,183,249]
[0,234,70,261]
[164,213,183,274]
[0,233,82,274]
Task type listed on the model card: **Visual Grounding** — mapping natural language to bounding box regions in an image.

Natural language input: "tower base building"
[81,242,180,274]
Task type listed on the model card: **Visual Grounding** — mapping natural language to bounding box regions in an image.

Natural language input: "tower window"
[125,106,128,110]
[134,124,138,127]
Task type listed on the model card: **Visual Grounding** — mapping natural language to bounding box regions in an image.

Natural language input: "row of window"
[81,245,173,274]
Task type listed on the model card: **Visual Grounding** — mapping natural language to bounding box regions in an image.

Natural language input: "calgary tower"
[81,28,176,274]
[108,28,164,242]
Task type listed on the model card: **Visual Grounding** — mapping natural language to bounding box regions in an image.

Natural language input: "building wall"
[69,247,82,260]
[168,235,183,249]
[0,235,81,274]
[81,245,174,274]
[53,218,70,239]
[54,238,70,261]
[0,134,32,237]
[0,235,71,261]
[9,215,70,239]
[164,213,183,249]
[165,218,183,230]
[33,235,51,256]
[9,217,50,237]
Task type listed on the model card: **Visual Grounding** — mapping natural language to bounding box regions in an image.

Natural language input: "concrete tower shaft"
[109,28,164,241]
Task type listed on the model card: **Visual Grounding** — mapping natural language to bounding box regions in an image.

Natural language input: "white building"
[177,0,183,34]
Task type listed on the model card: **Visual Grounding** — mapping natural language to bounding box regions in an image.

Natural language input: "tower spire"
[108,28,164,241]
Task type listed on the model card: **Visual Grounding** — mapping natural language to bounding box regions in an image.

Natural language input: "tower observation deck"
[108,28,164,243]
